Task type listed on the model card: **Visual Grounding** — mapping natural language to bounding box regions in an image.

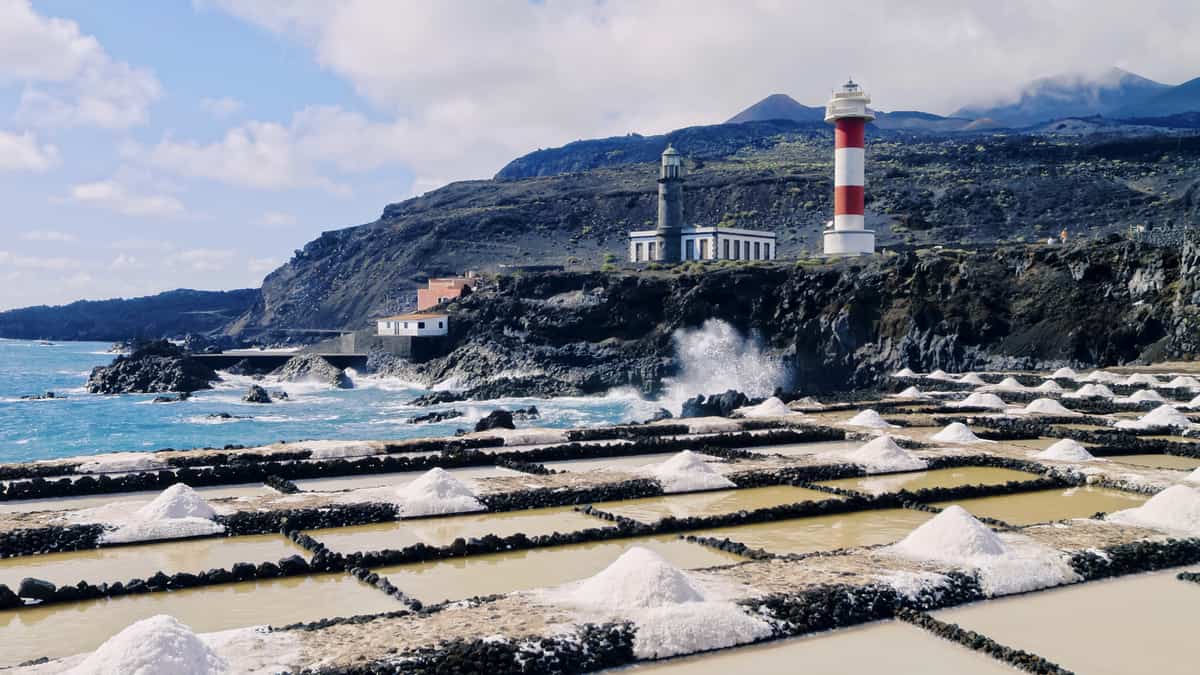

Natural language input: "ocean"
[0,339,663,464]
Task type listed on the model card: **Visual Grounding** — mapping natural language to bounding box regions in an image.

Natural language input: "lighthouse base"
[823,228,876,256]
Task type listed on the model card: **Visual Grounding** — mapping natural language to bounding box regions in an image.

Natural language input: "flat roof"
[377,312,449,321]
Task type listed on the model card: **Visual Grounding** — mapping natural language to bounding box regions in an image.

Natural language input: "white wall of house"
[377,315,448,337]
[629,227,775,262]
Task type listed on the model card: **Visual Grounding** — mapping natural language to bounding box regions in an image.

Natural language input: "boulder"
[681,390,752,418]
[271,354,353,389]
[277,555,310,575]
[19,392,59,400]
[409,409,464,424]
[475,410,516,432]
[242,384,272,404]
[86,340,217,394]
[17,577,56,601]
[407,390,466,406]
[463,375,583,400]
[0,584,20,609]
[511,406,540,421]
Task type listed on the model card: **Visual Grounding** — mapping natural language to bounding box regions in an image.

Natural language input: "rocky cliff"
[390,237,1198,395]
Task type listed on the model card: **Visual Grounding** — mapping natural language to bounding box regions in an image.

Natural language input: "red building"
[416,277,471,311]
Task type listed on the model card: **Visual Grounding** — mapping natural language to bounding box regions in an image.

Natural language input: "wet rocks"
[408,391,466,406]
[409,410,463,424]
[17,577,56,601]
[242,384,272,404]
[271,354,353,389]
[681,390,752,418]
[511,406,540,421]
[19,392,60,400]
[86,340,218,394]
[0,584,20,609]
[474,410,515,432]
[151,392,190,403]
[206,412,249,420]
[462,375,584,400]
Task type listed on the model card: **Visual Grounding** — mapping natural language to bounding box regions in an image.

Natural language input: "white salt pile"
[1035,380,1064,393]
[550,547,772,659]
[394,468,485,517]
[1189,394,1200,409]
[886,506,1078,596]
[889,386,928,399]
[894,367,918,378]
[1051,367,1080,379]
[100,484,225,544]
[950,392,1007,410]
[1022,398,1079,416]
[67,614,229,675]
[843,409,898,429]
[732,397,796,418]
[1115,404,1194,430]
[1185,468,1200,485]
[930,422,989,444]
[1120,389,1166,404]
[648,451,735,493]
[927,369,956,381]
[839,435,927,473]
[989,376,1027,392]
[1083,370,1121,383]
[1166,375,1200,389]
[1034,439,1097,462]
[1106,485,1200,535]
[1064,383,1117,399]
[1121,373,1162,386]
[958,373,986,385]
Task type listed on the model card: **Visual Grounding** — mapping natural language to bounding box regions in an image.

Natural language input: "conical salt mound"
[395,467,485,517]
[1167,376,1200,389]
[894,367,918,378]
[927,369,954,381]
[135,484,217,521]
[1190,394,1200,408]
[893,386,926,399]
[650,450,735,493]
[1023,398,1077,416]
[1051,367,1080,379]
[1083,371,1120,383]
[844,409,897,428]
[952,392,1007,409]
[733,397,794,418]
[930,422,985,444]
[1122,373,1161,386]
[1186,468,1200,485]
[842,436,927,473]
[1065,383,1116,399]
[1036,380,1064,393]
[1124,389,1165,403]
[1034,439,1096,462]
[1116,404,1193,430]
[892,505,1006,559]
[1107,485,1200,535]
[69,614,228,675]
[993,377,1026,391]
[567,547,705,609]
[958,373,986,385]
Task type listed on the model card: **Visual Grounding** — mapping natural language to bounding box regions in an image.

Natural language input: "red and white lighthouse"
[823,80,876,256]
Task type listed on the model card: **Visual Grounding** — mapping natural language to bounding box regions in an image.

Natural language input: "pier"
[189,350,368,371]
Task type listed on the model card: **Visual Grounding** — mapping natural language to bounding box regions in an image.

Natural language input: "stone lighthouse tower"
[655,145,684,262]
[823,80,876,256]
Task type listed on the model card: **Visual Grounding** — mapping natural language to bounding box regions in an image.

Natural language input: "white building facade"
[376,312,448,337]
[629,226,776,262]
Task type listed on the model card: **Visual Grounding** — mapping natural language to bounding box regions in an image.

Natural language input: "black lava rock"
[475,409,516,432]
[17,577,56,600]
[681,390,751,418]
[86,340,218,394]
[0,584,21,609]
[242,384,272,404]
[407,391,466,406]
[277,554,310,575]
[410,409,464,424]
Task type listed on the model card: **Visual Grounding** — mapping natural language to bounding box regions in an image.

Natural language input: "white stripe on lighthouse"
[834,214,866,231]
[834,148,865,187]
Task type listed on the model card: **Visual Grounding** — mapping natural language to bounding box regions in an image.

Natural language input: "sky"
[2,0,1199,310]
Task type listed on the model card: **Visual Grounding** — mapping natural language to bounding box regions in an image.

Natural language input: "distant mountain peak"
[726,94,825,124]
[954,68,1170,127]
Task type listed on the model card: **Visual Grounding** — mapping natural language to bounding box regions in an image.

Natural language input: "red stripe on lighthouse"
[835,118,865,149]
[834,186,864,215]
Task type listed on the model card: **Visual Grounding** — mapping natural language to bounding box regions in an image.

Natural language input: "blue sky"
[2,0,1199,309]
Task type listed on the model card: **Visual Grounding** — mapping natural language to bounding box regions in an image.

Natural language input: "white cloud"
[1,0,161,129]
[0,130,59,172]
[201,96,244,118]
[109,253,140,270]
[203,0,1200,192]
[255,211,297,227]
[20,229,76,242]
[166,248,236,272]
[0,250,77,271]
[70,180,185,217]
[107,238,175,252]
[248,256,279,275]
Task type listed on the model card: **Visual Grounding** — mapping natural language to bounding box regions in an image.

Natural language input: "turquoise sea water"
[0,339,658,464]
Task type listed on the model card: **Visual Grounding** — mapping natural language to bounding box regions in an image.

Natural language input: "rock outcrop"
[682,391,753,418]
[242,385,272,404]
[86,341,218,394]
[475,410,516,432]
[270,354,353,389]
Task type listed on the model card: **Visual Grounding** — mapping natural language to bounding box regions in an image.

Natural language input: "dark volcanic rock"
[463,376,584,400]
[682,390,752,418]
[19,392,59,400]
[408,391,466,406]
[225,358,270,376]
[409,409,464,424]
[475,410,516,432]
[207,412,249,420]
[0,584,21,609]
[86,340,217,394]
[17,577,56,600]
[511,406,540,421]
[271,354,353,389]
[242,384,272,404]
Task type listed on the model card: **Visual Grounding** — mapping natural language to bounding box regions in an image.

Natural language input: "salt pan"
[1051,367,1080,379]
[1115,404,1193,430]
[136,483,218,521]
[732,397,797,418]
[1034,439,1097,462]
[839,435,927,473]
[394,468,485,517]
[951,392,1007,410]
[648,451,735,493]
[67,614,228,675]
[1021,398,1079,416]
[1106,485,1200,535]
[930,422,989,444]
[843,409,898,428]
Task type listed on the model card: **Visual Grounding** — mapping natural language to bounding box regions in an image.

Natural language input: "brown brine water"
[1108,454,1200,470]
[934,568,1200,675]
[817,467,1040,495]
[306,506,614,554]
[0,534,305,589]
[0,574,402,666]
[689,509,934,555]
[292,465,522,492]
[593,486,839,525]
[374,536,741,604]
[933,486,1148,525]
[610,619,1015,674]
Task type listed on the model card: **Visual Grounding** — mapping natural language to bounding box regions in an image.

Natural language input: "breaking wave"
[660,319,788,414]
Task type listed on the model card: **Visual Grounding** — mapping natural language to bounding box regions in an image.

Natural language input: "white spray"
[660,319,787,414]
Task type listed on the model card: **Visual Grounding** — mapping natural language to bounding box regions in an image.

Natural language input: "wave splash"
[660,319,787,414]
